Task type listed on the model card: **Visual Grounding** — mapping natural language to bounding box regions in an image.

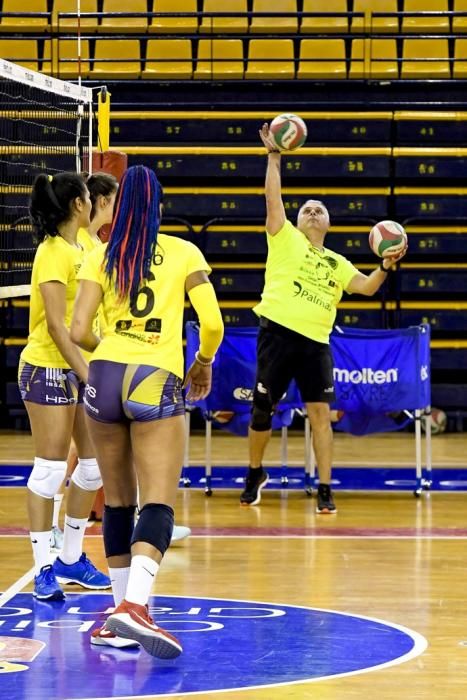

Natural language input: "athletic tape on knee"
[27,457,67,499]
[71,458,103,492]
[131,503,174,556]
[103,505,137,558]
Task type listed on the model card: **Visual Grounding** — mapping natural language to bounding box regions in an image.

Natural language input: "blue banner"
[330,325,430,435]
[185,323,431,436]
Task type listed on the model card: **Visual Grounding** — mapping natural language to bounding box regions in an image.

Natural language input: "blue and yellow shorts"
[18,361,83,406]
[85,359,185,423]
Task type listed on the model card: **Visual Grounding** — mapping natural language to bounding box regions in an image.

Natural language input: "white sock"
[30,531,52,575]
[109,566,131,607]
[60,515,88,564]
[124,555,159,607]
[52,494,64,528]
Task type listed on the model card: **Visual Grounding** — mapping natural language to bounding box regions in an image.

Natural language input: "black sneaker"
[316,483,337,514]
[240,467,269,505]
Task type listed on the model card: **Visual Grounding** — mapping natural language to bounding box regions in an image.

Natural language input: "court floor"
[1,430,467,700]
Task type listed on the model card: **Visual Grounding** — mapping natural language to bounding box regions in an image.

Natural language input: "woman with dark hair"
[18,172,110,601]
[51,172,119,551]
[71,165,224,659]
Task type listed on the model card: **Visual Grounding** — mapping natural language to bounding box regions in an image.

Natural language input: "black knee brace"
[131,503,174,556]
[102,505,137,558]
[250,400,274,432]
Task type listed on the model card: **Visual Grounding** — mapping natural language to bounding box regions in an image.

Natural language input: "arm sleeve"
[188,282,224,359]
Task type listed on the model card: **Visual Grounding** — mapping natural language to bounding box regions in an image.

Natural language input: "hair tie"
[48,175,53,182]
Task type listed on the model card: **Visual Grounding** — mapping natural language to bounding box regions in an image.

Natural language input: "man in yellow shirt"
[240,123,407,513]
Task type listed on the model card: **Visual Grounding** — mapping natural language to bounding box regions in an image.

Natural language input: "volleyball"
[421,407,447,435]
[369,220,407,258]
[269,113,307,151]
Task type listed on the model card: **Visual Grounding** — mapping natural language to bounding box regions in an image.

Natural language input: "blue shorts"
[18,361,84,406]
[85,360,185,423]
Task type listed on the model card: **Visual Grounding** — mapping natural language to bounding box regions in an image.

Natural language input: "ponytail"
[104,165,163,305]
[29,172,88,244]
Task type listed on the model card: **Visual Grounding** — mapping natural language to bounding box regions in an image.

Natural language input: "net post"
[97,86,111,153]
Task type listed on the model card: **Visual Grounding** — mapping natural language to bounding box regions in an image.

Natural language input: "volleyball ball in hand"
[269,114,307,151]
[369,220,407,258]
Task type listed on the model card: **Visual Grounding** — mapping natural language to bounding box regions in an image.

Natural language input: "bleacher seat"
[399,302,467,334]
[245,39,295,79]
[52,0,98,32]
[250,0,298,34]
[453,0,467,33]
[351,0,398,33]
[401,39,450,78]
[297,39,347,79]
[161,187,390,220]
[0,0,49,32]
[454,39,467,78]
[402,0,450,34]
[350,38,398,80]
[300,0,349,34]
[200,0,249,34]
[399,263,467,298]
[100,0,148,33]
[92,39,141,78]
[394,186,467,219]
[142,39,192,79]
[194,40,244,80]
[43,39,91,79]
[0,39,39,70]
[149,0,198,34]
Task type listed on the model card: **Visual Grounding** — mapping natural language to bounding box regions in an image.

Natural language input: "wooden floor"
[1,429,467,699]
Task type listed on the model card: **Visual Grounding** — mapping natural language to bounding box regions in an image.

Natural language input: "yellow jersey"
[254,219,359,344]
[78,233,210,378]
[77,226,100,254]
[21,235,84,368]
[77,227,104,357]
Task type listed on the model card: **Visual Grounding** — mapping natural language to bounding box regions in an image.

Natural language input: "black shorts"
[254,317,335,406]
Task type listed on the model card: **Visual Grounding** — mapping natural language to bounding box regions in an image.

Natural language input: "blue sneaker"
[33,564,65,601]
[53,553,111,590]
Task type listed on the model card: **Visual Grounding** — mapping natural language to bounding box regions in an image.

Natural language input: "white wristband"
[195,351,215,367]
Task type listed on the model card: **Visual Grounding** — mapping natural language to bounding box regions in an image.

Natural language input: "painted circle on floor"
[0,593,427,697]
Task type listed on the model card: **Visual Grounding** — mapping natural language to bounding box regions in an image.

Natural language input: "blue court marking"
[0,593,426,698]
[1,465,467,490]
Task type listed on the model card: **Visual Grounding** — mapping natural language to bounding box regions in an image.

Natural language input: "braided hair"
[29,172,88,244]
[104,165,163,305]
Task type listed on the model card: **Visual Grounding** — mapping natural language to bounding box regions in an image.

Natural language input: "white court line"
[0,566,34,608]
[1,533,467,541]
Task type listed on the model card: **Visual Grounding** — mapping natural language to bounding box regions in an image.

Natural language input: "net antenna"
[0,59,93,300]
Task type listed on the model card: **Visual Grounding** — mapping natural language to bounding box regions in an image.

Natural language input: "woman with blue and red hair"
[71,165,224,659]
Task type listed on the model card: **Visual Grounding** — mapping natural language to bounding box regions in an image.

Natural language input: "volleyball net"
[0,58,93,300]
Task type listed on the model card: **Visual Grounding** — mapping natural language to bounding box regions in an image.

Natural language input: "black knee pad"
[103,505,137,558]
[131,503,174,556]
[250,398,274,432]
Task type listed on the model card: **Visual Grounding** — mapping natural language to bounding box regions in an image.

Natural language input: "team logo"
[0,594,427,695]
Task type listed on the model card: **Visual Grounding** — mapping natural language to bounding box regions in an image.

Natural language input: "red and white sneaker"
[105,599,182,659]
[90,625,140,649]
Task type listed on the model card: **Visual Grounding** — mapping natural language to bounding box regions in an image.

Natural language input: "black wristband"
[379,261,390,272]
